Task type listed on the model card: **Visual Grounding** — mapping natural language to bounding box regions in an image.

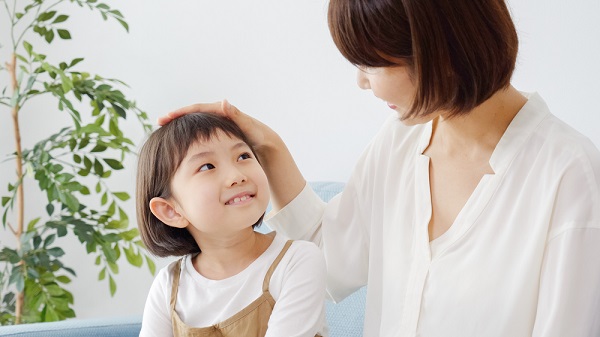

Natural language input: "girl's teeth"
[231,195,249,204]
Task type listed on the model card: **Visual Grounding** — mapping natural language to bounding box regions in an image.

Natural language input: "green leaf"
[112,104,127,118]
[46,203,55,215]
[80,186,90,195]
[117,19,129,32]
[38,11,57,22]
[56,275,71,284]
[90,144,107,152]
[1,196,10,207]
[62,193,80,211]
[53,15,69,24]
[70,58,84,68]
[124,246,143,267]
[101,192,108,206]
[27,217,41,232]
[60,73,74,93]
[57,29,71,40]
[93,159,104,176]
[45,305,60,322]
[79,138,90,150]
[33,235,42,249]
[120,228,138,241]
[99,267,106,281]
[146,256,156,275]
[45,30,55,43]
[44,234,56,247]
[57,225,67,237]
[23,41,33,55]
[95,182,102,193]
[113,192,129,201]
[47,247,65,257]
[109,275,116,296]
[107,261,119,274]
[46,284,63,296]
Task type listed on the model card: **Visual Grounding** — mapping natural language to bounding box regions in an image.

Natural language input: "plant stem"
[7,52,25,325]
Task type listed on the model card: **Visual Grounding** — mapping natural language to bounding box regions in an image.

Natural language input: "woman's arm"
[160,100,305,211]
[531,228,600,336]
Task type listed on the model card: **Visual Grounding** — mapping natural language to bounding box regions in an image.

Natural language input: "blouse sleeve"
[532,139,600,336]
[267,172,371,302]
[531,228,600,336]
[139,267,173,337]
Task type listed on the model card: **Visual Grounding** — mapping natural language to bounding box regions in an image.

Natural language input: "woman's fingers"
[157,101,225,126]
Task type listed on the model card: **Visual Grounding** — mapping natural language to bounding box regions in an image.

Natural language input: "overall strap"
[170,258,184,311]
[262,240,293,292]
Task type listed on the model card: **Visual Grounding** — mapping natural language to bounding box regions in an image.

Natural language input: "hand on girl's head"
[157,100,228,126]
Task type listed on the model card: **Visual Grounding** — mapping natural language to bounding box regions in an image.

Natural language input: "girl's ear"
[149,197,188,229]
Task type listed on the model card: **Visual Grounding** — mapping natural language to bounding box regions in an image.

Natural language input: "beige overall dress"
[170,240,322,337]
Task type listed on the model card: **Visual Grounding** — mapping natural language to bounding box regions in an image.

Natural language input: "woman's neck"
[428,85,527,160]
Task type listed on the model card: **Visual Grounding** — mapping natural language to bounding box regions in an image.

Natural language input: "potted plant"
[0,0,154,324]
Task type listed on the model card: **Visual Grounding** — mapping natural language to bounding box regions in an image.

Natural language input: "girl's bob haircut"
[136,113,261,257]
[328,0,519,119]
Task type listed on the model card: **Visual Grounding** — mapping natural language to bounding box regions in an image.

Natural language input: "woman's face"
[356,64,435,125]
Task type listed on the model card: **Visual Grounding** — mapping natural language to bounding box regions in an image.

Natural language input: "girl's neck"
[427,85,527,160]
[192,230,274,280]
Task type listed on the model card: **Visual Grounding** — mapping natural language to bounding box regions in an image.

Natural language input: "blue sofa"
[0,182,367,337]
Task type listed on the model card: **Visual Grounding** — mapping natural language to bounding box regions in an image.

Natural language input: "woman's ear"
[149,197,188,229]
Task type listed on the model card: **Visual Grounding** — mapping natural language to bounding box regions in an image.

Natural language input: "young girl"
[136,113,326,337]
[162,0,600,336]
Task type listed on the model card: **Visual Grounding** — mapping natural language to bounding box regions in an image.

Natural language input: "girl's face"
[169,130,269,236]
[356,64,435,125]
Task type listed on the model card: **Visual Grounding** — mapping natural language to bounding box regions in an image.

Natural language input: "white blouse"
[268,93,600,337]
[139,232,328,337]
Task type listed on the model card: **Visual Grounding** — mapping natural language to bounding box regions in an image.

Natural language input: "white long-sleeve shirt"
[268,92,600,336]
[139,232,328,337]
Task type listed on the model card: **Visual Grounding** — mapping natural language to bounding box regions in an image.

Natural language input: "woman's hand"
[159,100,306,210]
[159,100,273,149]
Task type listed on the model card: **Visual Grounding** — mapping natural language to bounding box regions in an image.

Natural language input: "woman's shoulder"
[514,93,599,166]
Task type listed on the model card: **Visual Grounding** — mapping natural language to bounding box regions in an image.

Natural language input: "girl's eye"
[199,163,215,172]
[238,153,252,161]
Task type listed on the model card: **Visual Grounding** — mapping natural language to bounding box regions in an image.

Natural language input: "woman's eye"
[199,163,215,172]
[238,153,252,161]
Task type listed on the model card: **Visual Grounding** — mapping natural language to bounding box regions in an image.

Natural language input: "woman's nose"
[356,69,371,90]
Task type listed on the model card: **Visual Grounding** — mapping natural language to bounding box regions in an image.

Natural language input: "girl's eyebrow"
[186,142,249,164]
[231,141,250,151]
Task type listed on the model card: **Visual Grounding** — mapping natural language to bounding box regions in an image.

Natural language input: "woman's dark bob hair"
[328,0,519,119]
[136,113,262,257]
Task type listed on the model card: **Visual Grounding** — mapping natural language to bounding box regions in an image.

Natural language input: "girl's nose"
[356,69,371,90]
[228,169,247,186]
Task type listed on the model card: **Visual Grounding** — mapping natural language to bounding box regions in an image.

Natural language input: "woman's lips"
[387,102,397,110]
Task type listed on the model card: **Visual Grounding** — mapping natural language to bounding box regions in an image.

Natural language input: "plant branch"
[6,221,17,235]
[7,52,25,325]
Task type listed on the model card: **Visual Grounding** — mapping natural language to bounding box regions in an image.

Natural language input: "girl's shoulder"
[263,232,323,268]
[153,255,192,286]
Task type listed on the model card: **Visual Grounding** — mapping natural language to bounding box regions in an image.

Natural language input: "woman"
[161,0,600,335]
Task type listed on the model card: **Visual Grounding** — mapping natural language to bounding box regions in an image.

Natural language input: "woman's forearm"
[255,133,306,211]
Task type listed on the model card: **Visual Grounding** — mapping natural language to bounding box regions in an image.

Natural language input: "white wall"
[1,0,598,320]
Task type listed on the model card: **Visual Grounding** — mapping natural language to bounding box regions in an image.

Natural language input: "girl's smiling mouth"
[225,193,255,205]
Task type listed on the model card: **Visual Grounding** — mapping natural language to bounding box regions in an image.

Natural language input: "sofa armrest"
[0,315,141,337]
